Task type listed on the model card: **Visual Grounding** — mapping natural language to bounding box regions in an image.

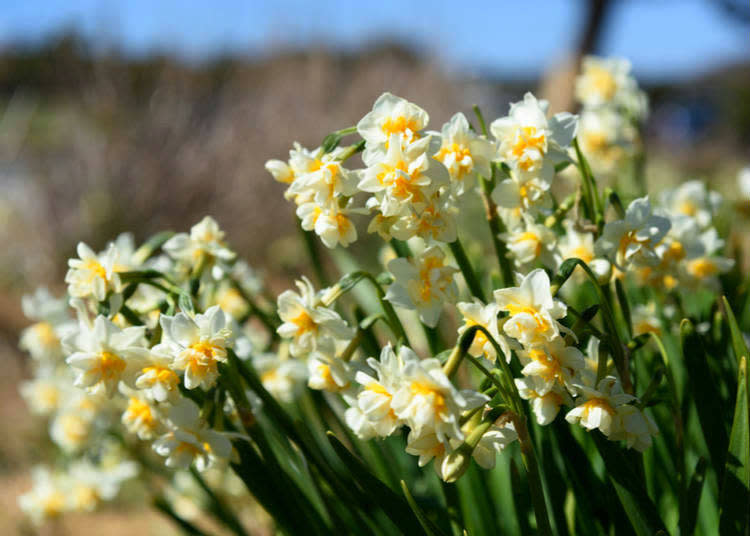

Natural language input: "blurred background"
[0,1,748,533]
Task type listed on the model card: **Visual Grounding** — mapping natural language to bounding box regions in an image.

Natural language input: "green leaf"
[400,480,450,536]
[326,432,433,536]
[680,457,708,536]
[321,132,342,153]
[719,356,750,534]
[681,319,729,474]
[592,433,668,536]
[723,295,748,369]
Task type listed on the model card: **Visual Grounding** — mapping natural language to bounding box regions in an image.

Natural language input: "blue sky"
[0,0,748,80]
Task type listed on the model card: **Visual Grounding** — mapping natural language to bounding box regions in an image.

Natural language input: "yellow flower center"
[687,258,718,279]
[570,245,594,263]
[410,382,446,416]
[527,348,566,383]
[511,126,546,170]
[61,414,89,445]
[513,231,542,257]
[435,143,473,178]
[589,67,617,101]
[95,351,126,380]
[83,259,107,280]
[32,322,59,347]
[505,303,550,331]
[291,309,317,334]
[141,365,179,388]
[382,116,421,138]
[73,486,100,510]
[677,200,697,217]
[42,492,67,518]
[581,397,615,417]
[125,397,157,428]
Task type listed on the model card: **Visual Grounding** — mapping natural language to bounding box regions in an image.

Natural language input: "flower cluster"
[574,56,648,178]
[18,55,744,534]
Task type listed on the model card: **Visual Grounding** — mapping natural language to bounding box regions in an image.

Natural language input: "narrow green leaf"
[681,319,729,474]
[400,480,450,536]
[680,457,708,536]
[723,295,748,369]
[327,432,431,536]
[719,356,750,534]
[592,433,668,536]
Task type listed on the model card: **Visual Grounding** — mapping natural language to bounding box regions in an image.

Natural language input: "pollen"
[94,351,126,380]
[125,397,157,428]
[511,126,546,169]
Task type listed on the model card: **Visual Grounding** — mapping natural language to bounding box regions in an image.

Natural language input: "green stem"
[230,278,281,335]
[572,137,603,228]
[478,169,514,287]
[448,239,486,302]
[514,414,553,536]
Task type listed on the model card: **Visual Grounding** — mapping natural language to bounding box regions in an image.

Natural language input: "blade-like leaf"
[719,356,750,534]
[327,432,432,536]
[592,433,668,536]
[680,457,708,536]
[723,295,749,369]
[681,319,729,474]
[401,480,450,536]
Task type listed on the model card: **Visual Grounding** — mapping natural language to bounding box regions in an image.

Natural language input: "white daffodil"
[296,199,359,249]
[155,306,234,391]
[434,112,493,194]
[682,228,734,288]
[576,107,636,177]
[501,219,558,269]
[163,216,236,276]
[19,287,72,362]
[659,180,722,229]
[491,92,577,185]
[575,56,648,119]
[357,92,430,165]
[456,300,512,363]
[630,303,662,337]
[65,315,149,397]
[518,337,585,394]
[153,398,232,471]
[470,421,518,470]
[307,353,352,393]
[276,277,355,358]
[20,375,70,416]
[50,406,96,453]
[391,357,488,442]
[65,242,123,302]
[609,404,659,452]
[566,376,635,436]
[405,428,451,480]
[344,404,379,440]
[353,344,418,437]
[121,392,163,440]
[515,376,571,426]
[254,353,307,403]
[385,245,458,328]
[557,220,612,284]
[19,466,70,525]
[285,146,359,204]
[388,191,459,244]
[491,173,552,216]
[67,459,138,512]
[494,269,568,346]
[133,350,182,402]
[595,196,671,269]
[359,134,449,218]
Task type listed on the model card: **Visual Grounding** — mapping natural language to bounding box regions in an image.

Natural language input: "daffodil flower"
[154,306,234,391]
